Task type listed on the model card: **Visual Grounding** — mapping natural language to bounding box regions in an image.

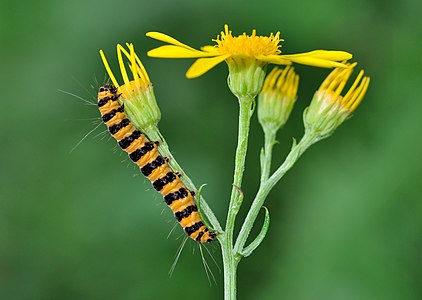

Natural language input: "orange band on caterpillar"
[97,84,217,243]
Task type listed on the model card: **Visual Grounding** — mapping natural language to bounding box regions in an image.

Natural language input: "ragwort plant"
[96,25,370,300]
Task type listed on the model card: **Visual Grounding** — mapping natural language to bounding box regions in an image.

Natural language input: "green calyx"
[227,58,267,99]
[258,91,295,133]
[303,90,351,141]
[121,85,161,131]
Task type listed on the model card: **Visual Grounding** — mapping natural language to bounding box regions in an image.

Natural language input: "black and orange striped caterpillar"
[97,84,217,243]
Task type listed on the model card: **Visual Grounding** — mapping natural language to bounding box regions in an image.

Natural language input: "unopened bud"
[303,63,370,141]
[258,66,298,132]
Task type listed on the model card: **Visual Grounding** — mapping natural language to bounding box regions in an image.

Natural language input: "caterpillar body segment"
[97,84,217,243]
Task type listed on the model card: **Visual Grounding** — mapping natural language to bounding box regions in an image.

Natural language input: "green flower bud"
[303,63,370,141]
[258,66,298,132]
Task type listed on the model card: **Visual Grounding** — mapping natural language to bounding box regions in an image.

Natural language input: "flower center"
[118,79,150,99]
[214,25,282,57]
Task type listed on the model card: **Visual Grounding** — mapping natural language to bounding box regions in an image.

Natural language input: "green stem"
[234,132,316,254]
[226,97,254,240]
[221,237,240,300]
[220,96,254,300]
[143,125,223,233]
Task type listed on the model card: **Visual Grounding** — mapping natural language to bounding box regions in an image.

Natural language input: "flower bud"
[100,43,161,131]
[258,66,298,132]
[303,63,370,140]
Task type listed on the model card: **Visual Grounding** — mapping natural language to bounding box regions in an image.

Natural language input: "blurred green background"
[1,0,421,299]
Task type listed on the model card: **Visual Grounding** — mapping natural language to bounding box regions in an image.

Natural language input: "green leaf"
[196,184,218,232]
[260,148,265,170]
[291,137,297,149]
[239,206,270,257]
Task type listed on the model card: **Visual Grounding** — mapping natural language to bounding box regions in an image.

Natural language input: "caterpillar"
[97,84,217,243]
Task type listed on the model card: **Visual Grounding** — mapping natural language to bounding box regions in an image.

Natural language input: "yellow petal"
[99,49,119,87]
[281,56,349,68]
[146,31,198,51]
[200,45,219,53]
[282,50,352,61]
[256,55,292,65]
[186,54,231,78]
[350,77,370,111]
[147,45,217,58]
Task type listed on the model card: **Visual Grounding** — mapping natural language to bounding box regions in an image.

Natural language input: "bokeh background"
[1,0,421,299]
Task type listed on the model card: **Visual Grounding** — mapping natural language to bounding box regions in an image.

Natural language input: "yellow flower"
[303,63,370,140]
[146,24,353,79]
[258,66,299,131]
[100,43,151,98]
[100,43,161,128]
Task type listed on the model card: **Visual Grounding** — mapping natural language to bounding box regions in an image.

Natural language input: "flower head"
[100,43,161,129]
[303,63,370,140]
[258,66,299,132]
[146,24,353,79]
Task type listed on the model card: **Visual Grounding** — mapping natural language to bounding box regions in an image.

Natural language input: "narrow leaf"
[196,184,219,232]
[240,207,270,257]
[260,147,265,170]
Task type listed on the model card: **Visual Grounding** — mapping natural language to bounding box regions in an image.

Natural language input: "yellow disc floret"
[214,25,282,57]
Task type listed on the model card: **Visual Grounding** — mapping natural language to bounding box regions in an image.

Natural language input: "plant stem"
[226,97,254,240]
[234,132,316,254]
[220,96,254,300]
[221,237,239,300]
